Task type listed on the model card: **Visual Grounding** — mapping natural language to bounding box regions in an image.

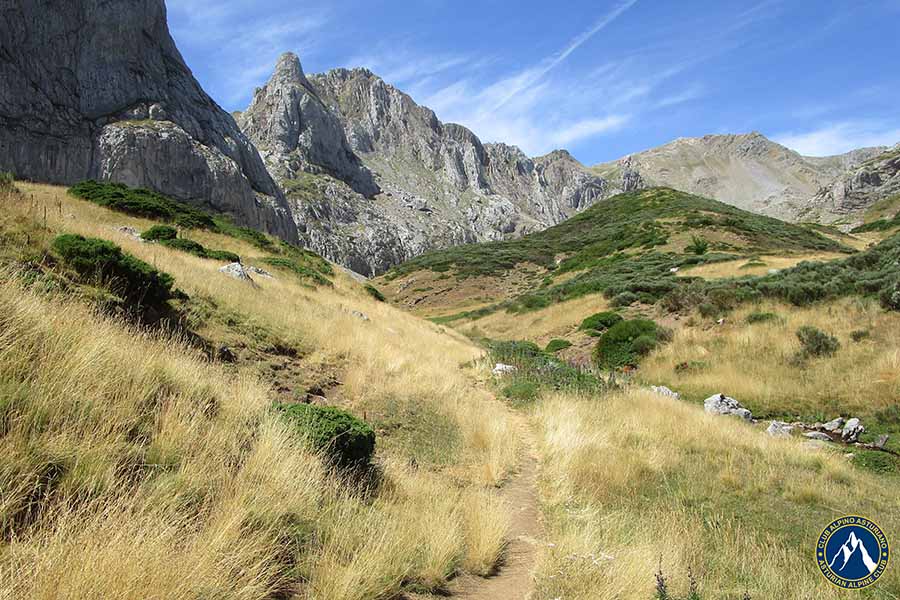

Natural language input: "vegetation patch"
[489,340,606,397]
[795,326,840,359]
[141,225,178,242]
[70,180,215,229]
[579,311,623,335]
[262,257,332,287]
[545,339,573,353]
[365,285,386,302]
[158,237,241,263]
[593,319,666,370]
[275,403,375,470]
[746,311,779,324]
[51,234,174,307]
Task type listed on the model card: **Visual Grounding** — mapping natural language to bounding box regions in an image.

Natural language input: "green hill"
[381,187,854,315]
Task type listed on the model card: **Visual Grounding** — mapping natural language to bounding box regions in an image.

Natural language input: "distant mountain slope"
[0,0,297,242]
[238,54,616,275]
[378,187,852,316]
[593,133,886,223]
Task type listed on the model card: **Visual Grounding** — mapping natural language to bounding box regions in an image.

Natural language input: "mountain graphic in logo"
[828,531,878,575]
[817,516,890,589]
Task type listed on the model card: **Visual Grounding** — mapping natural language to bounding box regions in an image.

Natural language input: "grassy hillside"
[0,180,520,599]
[379,188,853,318]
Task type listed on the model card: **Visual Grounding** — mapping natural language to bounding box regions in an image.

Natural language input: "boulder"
[492,363,518,376]
[822,417,845,432]
[767,421,795,438]
[704,394,752,421]
[246,265,274,279]
[841,418,864,443]
[804,432,833,442]
[351,310,370,322]
[219,262,253,281]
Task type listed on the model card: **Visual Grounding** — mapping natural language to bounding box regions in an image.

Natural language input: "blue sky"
[167,0,900,164]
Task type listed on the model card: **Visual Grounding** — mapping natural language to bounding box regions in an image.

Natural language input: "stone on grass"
[650,386,681,400]
[246,265,274,279]
[219,262,252,281]
[767,421,794,438]
[823,417,845,432]
[704,394,752,421]
[841,418,864,443]
[804,431,833,442]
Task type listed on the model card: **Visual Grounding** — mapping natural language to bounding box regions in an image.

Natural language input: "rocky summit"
[238,55,616,275]
[593,133,887,224]
[0,0,296,242]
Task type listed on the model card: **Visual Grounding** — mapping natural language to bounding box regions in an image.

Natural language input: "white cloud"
[551,116,631,147]
[774,121,900,156]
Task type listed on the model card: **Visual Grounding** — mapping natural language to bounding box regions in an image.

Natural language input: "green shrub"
[275,403,375,469]
[852,450,898,474]
[796,326,840,359]
[51,234,174,306]
[545,339,573,353]
[204,249,242,263]
[698,302,720,319]
[502,381,540,406]
[611,291,639,307]
[69,180,215,229]
[594,319,661,369]
[850,329,871,342]
[0,172,15,192]
[157,238,240,263]
[746,311,779,324]
[881,279,900,311]
[686,235,710,256]
[262,257,332,287]
[365,285,386,302]
[141,225,178,242]
[579,311,623,333]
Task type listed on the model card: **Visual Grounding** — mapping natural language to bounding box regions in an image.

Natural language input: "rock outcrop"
[0,0,297,242]
[593,133,888,223]
[802,145,900,221]
[240,57,614,275]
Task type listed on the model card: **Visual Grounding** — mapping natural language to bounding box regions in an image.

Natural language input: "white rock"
[246,265,274,279]
[650,386,680,400]
[823,417,845,432]
[219,262,252,281]
[492,363,518,376]
[351,310,370,322]
[804,432,833,442]
[767,421,794,438]
[841,418,864,443]
[704,394,753,421]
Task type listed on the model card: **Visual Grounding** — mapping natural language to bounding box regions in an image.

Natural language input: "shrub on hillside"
[141,225,178,242]
[796,326,840,359]
[579,311,623,334]
[610,291,639,307]
[746,311,779,324]
[881,278,900,311]
[155,237,241,263]
[502,380,540,406]
[69,180,215,229]
[51,234,174,306]
[545,339,573,353]
[262,257,332,287]
[686,235,710,256]
[275,403,375,469]
[365,285,386,302]
[850,329,871,342]
[593,319,662,369]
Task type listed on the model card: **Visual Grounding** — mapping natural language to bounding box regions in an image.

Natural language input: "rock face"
[593,133,888,223]
[0,0,297,242]
[240,57,614,275]
[802,146,900,221]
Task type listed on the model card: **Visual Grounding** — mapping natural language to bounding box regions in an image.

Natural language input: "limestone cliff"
[0,0,296,241]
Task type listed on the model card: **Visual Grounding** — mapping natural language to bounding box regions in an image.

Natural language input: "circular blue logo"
[817,516,890,589]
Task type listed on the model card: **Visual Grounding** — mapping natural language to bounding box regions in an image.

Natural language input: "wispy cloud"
[774,121,900,156]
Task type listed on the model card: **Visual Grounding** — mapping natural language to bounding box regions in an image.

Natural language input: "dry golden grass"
[641,299,900,419]
[676,252,847,279]
[533,390,900,599]
[459,294,611,344]
[0,183,520,598]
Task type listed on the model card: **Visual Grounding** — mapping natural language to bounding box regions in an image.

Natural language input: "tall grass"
[533,389,900,599]
[0,182,521,598]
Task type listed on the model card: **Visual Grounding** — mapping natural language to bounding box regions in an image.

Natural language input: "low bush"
[365,285,386,302]
[796,326,840,359]
[262,257,332,287]
[51,234,174,307]
[850,329,871,342]
[488,340,605,395]
[69,180,215,229]
[545,339,573,353]
[579,311,623,333]
[204,249,242,263]
[501,381,541,406]
[852,450,898,474]
[156,237,241,263]
[611,291,639,307]
[275,403,375,469]
[593,319,662,369]
[141,225,178,242]
[686,235,710,256]
[881,278,900,311]
[746,311,779,324]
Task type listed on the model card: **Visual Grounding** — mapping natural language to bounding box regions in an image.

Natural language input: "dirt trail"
[451,443,543,600]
